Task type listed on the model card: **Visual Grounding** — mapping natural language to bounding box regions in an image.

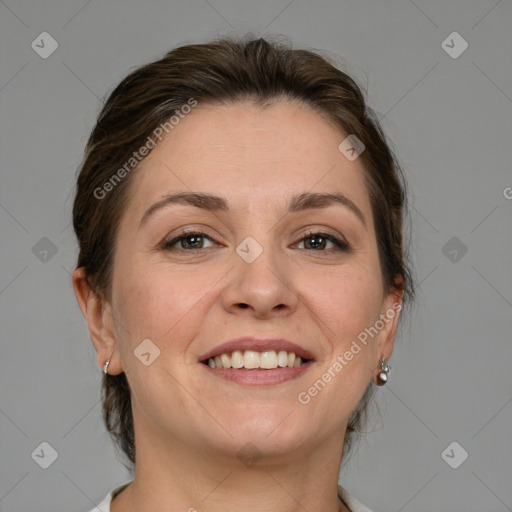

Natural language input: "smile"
[202,349,311,369]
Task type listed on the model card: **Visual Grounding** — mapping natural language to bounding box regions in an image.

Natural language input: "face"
[92,101,401,461]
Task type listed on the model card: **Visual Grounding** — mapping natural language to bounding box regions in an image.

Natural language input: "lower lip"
[200,362,314,386]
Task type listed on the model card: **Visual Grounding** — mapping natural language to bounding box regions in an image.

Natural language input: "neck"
[111,419,350,512]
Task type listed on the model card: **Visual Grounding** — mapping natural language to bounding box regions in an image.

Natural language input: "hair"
[73,36,415,470]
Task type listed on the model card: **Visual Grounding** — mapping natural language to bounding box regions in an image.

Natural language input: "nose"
[220,244,299,319]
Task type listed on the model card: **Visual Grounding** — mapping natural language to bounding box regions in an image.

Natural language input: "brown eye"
[162,232,217,251]
[296,232,350,252]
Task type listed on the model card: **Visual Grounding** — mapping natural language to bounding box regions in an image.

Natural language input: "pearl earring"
[376,357,390,386]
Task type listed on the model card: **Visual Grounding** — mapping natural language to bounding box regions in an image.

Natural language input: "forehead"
[126,101,373,223]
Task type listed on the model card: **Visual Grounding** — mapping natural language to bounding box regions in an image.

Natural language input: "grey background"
[1,1,511,511]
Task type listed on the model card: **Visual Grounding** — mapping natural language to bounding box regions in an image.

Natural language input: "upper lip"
[199,337,315,362]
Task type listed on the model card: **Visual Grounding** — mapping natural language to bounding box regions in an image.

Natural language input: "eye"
[294,231,350,252]
[160,230,350,253]
[161,231,218,251]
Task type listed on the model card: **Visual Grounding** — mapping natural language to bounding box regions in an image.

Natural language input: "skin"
[73,100,403,512]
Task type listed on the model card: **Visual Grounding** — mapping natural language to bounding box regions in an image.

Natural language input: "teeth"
[260,350,278,369]
[231,350,244,369]
[244,350,260,369]
[205,350,307,369]
[220,353,231,368]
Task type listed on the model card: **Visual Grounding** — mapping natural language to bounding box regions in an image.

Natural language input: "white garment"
[87,481,373,512]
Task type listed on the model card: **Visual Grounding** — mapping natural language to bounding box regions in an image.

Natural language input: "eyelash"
[161,230,350,254]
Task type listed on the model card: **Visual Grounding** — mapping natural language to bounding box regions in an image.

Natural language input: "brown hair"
[73,36,415,469]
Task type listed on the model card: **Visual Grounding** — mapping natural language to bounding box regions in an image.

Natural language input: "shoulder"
[86,482,131,512]
[338,484,375,512]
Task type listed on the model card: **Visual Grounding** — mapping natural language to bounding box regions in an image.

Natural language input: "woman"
[72,37,414,512]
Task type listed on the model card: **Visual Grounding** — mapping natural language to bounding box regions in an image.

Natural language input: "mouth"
[198,338,315,385]
[201,349,312,369]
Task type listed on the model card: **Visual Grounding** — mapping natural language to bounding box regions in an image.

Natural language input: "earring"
[103,359,110,375]
[376,357,390,386]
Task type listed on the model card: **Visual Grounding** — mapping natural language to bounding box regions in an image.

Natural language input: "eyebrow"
[139,191,367,229]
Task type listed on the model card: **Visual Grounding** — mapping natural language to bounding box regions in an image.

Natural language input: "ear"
[72,267,123,375]
[375,275,405,363]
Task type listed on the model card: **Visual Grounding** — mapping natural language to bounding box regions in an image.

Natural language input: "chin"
[205,410,312,459]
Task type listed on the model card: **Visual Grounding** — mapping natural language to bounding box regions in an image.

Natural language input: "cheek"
[112,262,216,352]
[308,277,379,412]
[308,265,383,399]
[312,266,383,341]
